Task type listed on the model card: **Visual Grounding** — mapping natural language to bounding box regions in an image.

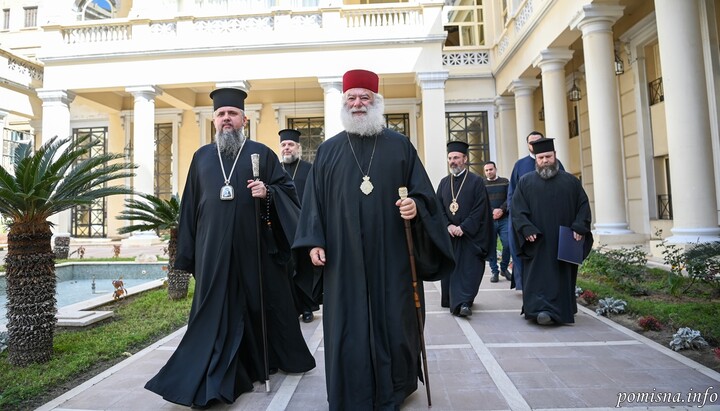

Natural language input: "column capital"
[494,96,515,111]
[317,77,343,93]
[509,78,540,96]
[569,4,625,34]
[215,81,250,94]
[416,71,449,90]
[533,48,574,73]
[0,110,8,120]
[126,85,163,100]
[36,89,76,106]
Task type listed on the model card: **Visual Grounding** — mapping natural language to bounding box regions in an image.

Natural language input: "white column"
[533,49,573,164]
[570,4,632,235]
[0,110,7,168]
[655,0,720,242]
[508,79,539,159]
[37,89,76,235]
[417,71,450,188]
[493,97,517,177]
[124,86,161,246]
[318,77,343,139]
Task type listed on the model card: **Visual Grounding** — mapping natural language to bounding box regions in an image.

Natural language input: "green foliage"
[0,135,135,225]
[0,280,194,410]
[654,230,720,296]
[595,297,627,317]
[116,193,180,234]
[0,331,7,353]
[669,327,709,352]
[580,246,649,295]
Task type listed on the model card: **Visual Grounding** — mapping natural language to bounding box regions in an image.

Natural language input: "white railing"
[62,22,132,44]
[342,7,422,28]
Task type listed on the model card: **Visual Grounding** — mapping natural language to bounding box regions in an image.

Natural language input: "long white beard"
[536,161,559,180]
[341,94,386,137]
[216,128,245,158]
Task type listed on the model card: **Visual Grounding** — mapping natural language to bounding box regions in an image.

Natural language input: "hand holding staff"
[398,187,432,407]
[251,153,270,393]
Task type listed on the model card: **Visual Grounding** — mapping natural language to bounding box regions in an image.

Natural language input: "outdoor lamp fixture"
[568,59,582,102]
[568,78,582,102]
[614,51,624,76]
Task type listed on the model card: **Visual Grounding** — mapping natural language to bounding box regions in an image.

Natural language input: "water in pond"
[0,277,157,330]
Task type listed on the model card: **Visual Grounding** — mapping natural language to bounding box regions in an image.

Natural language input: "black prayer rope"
[262,189,272,229]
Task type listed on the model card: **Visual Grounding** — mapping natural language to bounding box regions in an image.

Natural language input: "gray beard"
[282,153,299,164]
[450,165,464,175]
[216,128,245,158]
[536,161,560,180]
[341,95,385,137]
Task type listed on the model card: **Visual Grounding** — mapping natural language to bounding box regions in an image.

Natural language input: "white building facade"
[0,0,719,248]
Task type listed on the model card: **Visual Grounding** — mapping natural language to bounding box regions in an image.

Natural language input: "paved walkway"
[33,255,720,410]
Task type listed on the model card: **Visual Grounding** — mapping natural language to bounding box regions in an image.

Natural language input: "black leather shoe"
[490,273,499,283]
[302,311,314,323]
[502,269,512,281]
[459,303,472,317]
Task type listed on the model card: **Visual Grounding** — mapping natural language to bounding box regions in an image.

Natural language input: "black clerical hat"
[279,129,301,143]
[210,88,247,111]
[530,137,555,154]
[447,141,469,155]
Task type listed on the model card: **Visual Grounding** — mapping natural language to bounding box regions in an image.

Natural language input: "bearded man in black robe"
[145,88,315,408]
[293,69,454,410]
[278,128,318,323]
[511,138,593,325]
[436,141,493,317]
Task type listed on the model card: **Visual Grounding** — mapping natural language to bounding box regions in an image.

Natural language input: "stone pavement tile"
[283,392,329,411]
[494,356,550,373]
[617,344,702,370]
[573,387,633,408]
[519,387,588,409]
[541,356,599,371]
[506,371,566,389]
[446,388,507,410]
[552,368,616,388]
[435,371,496,390]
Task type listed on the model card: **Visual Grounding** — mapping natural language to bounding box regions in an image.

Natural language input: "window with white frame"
[2,9,9,30]
[23,6,37,28]
[443,0,485,48]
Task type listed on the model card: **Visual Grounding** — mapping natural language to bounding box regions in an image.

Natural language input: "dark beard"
[536,161,559,180]
[216,128,245,158]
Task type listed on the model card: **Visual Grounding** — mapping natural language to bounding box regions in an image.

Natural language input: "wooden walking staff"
[251,153,271,393]
[398,186,432,407]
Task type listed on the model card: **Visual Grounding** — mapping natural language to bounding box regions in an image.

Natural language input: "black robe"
[293,129,454,410]
[282,158,320,313]
[145,140,315,407]
[436,170,493,313]
[510,170,593,324]
[282,158,312,203]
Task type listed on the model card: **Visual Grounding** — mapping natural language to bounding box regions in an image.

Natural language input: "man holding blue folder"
[510,137,593,325]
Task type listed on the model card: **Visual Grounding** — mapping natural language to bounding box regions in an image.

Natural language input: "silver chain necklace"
[216,139,246,201]
[346,132,378,195]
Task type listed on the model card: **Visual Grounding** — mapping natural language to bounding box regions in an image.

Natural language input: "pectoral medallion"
[360,176,374,195]
[449,200,459,215]
[220,184,235,201]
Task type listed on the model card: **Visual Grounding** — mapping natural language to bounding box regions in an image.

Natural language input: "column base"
[593,223,633,235]
[592,232,647,247]
[666,227,720,244]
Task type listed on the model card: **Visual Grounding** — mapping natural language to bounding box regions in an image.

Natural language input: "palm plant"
[0,135,135,366]
[116,193,191,300]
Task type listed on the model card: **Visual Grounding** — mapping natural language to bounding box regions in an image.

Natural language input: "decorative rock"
[135,254,158,263]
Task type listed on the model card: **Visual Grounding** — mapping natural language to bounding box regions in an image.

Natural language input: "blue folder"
[557,226,585,265]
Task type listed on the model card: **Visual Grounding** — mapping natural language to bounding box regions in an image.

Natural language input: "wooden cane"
[251,153,270,393]
[398,187,432,407]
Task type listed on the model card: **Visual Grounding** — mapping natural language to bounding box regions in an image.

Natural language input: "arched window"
[78,0,116,20]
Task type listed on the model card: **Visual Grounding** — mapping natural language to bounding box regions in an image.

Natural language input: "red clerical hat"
[343,69,379,93]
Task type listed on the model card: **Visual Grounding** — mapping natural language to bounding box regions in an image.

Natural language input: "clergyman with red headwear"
[293,69,454,410]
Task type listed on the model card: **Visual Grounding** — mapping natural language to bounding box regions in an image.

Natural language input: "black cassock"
[145,140,315,407]
[293,129,454,410]
[436,170,493,313]
[511,170,593,324]
[282,158,321,314]
[282,158,312,203]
